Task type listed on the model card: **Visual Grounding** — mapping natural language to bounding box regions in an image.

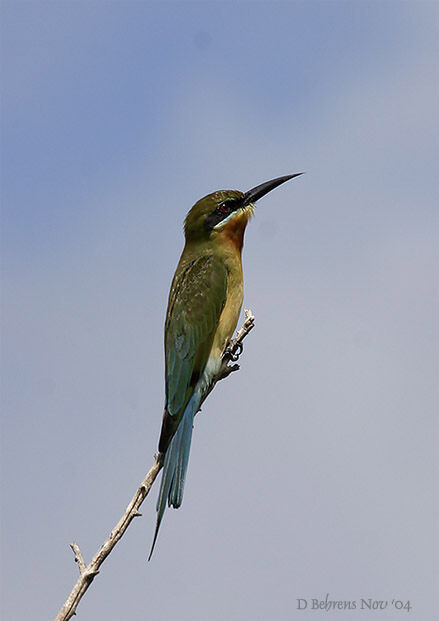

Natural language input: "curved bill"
[243,173,303,206]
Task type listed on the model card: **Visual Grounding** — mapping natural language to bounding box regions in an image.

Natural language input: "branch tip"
[70,542,86,574]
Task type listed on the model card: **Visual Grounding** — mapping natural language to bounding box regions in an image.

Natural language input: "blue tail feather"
[148,394,199,560]
[169,409,193,507]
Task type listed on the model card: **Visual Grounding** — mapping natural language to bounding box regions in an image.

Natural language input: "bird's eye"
[218,202,231,214]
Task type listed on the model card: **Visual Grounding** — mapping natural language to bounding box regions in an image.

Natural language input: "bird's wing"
[150,254,228,557]
[165,253,228,419]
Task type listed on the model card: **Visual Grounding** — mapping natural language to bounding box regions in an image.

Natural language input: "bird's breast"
[198,269,243,394]
[212,259,243,359]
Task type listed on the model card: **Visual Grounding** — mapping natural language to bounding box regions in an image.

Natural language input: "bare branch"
[55,310,255,620]
[55,456,163,620]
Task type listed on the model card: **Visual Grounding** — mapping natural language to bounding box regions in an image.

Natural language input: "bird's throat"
[215,206,253,253]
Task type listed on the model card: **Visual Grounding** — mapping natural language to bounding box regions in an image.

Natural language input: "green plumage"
[166,251,228,413]
[159,251,228,453]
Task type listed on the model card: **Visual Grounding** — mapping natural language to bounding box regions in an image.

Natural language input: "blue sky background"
[1,2,438,620]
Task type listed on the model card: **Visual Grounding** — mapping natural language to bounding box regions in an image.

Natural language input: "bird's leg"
[218,338,242,378]
[224,308,255,362]
[216,309,255,381]
[197,310,255,412]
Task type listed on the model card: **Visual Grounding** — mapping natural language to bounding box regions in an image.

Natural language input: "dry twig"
[55,309,255,621]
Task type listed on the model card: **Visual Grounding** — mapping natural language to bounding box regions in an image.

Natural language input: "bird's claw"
[227,341,243,362]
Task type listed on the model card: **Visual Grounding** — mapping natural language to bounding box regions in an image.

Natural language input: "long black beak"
[243,173,303,206]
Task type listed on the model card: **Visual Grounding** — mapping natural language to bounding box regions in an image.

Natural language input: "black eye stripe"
[204,197,243,232]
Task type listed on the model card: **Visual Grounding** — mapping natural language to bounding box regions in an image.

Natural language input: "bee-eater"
[149,173,302,558]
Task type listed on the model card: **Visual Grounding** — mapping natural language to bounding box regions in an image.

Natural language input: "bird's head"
[184,174,303,249]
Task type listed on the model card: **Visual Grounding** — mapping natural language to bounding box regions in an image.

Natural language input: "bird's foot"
[224,340,243,362]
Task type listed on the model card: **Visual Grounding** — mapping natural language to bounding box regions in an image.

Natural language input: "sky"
[1,1,438,620]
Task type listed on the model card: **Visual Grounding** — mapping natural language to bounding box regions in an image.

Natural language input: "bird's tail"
[148,394,199,560]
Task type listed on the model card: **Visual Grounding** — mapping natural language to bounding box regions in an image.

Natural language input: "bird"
[149,173,302,559]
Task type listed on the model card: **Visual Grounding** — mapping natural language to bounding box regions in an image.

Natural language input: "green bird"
[149,173,302,558]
